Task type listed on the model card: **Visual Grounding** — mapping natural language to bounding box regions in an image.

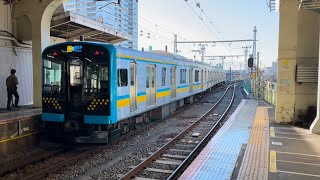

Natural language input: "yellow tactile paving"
[237,107,269,180]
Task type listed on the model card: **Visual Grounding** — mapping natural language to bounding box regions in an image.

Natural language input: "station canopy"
[50,11,132,44]
[298,0,320,12]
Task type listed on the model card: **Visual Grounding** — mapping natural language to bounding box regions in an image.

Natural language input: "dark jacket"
[6,74,19,89]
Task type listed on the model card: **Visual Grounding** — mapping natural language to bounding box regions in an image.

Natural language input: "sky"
[138,0,279,70]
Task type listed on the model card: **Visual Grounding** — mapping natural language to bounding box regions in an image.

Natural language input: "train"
[41,41,226,143]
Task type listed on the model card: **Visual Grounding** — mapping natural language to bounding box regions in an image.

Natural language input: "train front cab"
[42,43,117,143]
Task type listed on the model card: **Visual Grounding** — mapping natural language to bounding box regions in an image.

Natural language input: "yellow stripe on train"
[193,85,201,89]
[117,98,130,108]
[177,87,188,93]
[156,90,170,98]
[137,95,146,103]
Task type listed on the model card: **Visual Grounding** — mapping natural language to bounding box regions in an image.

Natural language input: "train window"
[161,67,166,86]
[195,70,199,82]
[43,59,64,93]
[205,71,207,81]
[180,69,187,84]
[130,65,135,86]
[118,69,128,87]
[70,58,82,86]
[151,66,155,88]
[85,62,109,93]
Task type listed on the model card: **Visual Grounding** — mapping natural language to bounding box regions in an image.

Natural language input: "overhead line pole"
[174,34,178,54]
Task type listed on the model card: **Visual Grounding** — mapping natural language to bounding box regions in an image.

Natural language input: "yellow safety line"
[270,150,277,173]
[0,131,40,144]
[270,127,275,137]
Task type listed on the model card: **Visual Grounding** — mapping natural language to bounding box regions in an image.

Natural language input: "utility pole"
[252,26,257,66]
[174,34,178,54]
[252,26,257,98]
[200,44,206,63]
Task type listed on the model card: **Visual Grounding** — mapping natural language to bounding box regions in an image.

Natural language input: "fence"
[261,81,277,106]
[243,79,252,94]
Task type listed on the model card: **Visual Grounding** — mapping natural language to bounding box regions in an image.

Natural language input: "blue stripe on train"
[84,115,110,124]
[42,113,64,122]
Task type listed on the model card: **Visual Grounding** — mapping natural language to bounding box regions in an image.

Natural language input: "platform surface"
[267,108,320,180]
[0,106,41,123]
[180,100,320,180]
[179,99,258,180]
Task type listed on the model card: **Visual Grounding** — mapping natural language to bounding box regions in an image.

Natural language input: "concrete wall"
[276,0,319,123]
[295,10,319,122]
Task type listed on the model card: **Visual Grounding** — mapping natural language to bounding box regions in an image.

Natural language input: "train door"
[67,58,83,116]
[170,67,176,99]
[130,63,137,111]
[201,70,204,90]
[150,65,156,105]
[189,68,193,93]
[146,65,156,106]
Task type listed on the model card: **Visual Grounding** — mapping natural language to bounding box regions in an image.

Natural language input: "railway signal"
[248,57,253,68]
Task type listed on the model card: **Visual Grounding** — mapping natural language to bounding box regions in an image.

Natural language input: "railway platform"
[0,106,41,155]
[179,99,320,180]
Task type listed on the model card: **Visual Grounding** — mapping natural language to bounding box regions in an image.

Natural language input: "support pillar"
[275,0,298,123]
[13,0,65,107]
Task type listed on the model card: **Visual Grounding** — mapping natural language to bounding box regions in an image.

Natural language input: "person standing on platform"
[6,69,20,110]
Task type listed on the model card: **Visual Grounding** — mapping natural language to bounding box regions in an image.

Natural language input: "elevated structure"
[299,0,320,10]
[63,0,138,49]
[51,11,131,43]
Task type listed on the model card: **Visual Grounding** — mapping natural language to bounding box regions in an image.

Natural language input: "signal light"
[94,50,100,55]
[52,52,58,56]
[248,57,253,68]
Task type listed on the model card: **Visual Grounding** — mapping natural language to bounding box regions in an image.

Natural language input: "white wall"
[0,4,34,108]
[0,47,33,108]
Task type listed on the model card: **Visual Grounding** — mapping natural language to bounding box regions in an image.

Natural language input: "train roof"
[44,41,224,71]
[115,46,223,71]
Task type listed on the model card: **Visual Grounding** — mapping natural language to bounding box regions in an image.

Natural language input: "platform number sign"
[248,57,254,68]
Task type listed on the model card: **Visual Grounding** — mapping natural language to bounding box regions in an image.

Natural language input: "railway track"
[120,84,236,180]
[0,84,232,180]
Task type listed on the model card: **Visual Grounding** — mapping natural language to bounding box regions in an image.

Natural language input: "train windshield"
[43,59,64,94]
[42,44,110,115]
[85,59,109,95]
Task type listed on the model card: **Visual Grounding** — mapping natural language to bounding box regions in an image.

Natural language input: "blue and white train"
[41,42,226,143]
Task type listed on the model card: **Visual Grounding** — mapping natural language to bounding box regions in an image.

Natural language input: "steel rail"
[120,84,234,180]
[23,148,94,180]
[168,84,236,179]
[0,147,65,176]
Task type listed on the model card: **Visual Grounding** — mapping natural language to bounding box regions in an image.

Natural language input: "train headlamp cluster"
[43,97,62,110]
[87,99,109,111]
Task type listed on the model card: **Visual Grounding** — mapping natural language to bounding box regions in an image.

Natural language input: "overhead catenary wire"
[183,0,234,57]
